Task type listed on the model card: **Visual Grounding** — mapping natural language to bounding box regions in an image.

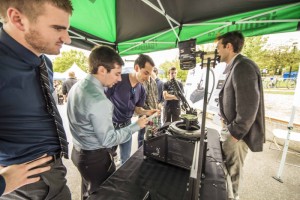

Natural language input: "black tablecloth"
[89,128,226,200]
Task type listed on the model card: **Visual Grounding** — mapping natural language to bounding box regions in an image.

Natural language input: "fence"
[263,77,297,89]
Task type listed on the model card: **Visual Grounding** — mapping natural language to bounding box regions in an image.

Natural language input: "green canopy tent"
[68,0,300,56]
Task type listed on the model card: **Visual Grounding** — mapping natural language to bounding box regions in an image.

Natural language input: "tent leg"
[272,133,290,183]
[273,107,296,183]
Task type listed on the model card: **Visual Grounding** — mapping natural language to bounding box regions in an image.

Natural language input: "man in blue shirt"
[153,67,164,104]
[67,46,148,199]
[106,54,158,164]
[0,0,73,199]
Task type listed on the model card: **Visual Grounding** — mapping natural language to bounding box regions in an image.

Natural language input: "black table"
[89,128,227,200]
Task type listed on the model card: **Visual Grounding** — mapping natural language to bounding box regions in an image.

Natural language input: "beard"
[24,28,61,55]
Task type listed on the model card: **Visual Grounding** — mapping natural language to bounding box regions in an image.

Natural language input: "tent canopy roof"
[69,0,300,56]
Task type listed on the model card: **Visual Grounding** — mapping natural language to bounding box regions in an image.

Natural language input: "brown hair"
[168,66,177,74]
[217,31,244,53]
[0,0,73,23]
[134,54,155,69]
[89,45,124,74]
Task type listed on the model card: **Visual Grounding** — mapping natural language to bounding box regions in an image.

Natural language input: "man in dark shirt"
[0,0,73,199]
[62,71,77,103]
[163,67,184,123]
[106,54,158,164]
[153,67,164,104]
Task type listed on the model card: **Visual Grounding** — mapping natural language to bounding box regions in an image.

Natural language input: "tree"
[242,36,268,69]
[159,58,189,82]
[264,44,300,76]
[53,50,89,72]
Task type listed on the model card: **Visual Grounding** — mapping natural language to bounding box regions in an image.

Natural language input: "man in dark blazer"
[217,31,265,200]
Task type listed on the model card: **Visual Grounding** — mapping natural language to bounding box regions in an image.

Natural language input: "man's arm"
[134,107,158,116]
[89,100,148,147]
[163,91,178,101]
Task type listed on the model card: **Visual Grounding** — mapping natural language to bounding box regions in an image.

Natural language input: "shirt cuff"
[128,122,140,133]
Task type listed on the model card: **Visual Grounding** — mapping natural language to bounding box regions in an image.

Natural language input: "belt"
[113,120,131,129]
[73,145,106,154]
[51,153,61,163]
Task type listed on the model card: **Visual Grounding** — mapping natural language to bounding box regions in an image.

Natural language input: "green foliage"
[242,36,268,69]
[242,36,300,75]
[158,35,300,82]
[53,50,89,72]
[159,58,188,82]
[263,45,300,76]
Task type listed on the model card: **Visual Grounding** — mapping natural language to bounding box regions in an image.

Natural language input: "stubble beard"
[24,28,60,55]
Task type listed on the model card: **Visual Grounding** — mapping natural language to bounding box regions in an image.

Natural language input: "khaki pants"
[221,128,248,200]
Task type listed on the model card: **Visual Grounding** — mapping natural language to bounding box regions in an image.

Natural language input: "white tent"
[53,72,66,80]
[63,62,87,79]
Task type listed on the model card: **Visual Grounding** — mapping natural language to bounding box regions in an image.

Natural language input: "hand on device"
[137,115,149,129]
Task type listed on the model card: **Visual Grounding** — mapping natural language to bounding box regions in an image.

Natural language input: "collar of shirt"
[223,53,239,74]
[0,28,41,67]
[85,74,105,91]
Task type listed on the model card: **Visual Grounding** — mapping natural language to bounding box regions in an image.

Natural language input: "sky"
[48,31,300,68]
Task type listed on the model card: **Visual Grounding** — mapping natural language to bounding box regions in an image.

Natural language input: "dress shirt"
[0,28,61,166]
[67,74,140,150]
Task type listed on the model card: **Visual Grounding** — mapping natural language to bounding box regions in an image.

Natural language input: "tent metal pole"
[237,19,300,24]
[273,107,296,183]
[156,0,180,41]
[119,27,178,54]
[238,2,300,23]
[273,66,300,183]
[184,22,230,26]
[141,0,180,26]
[68,29,114,46]
[192,23,231,40]
[190,2,300,40]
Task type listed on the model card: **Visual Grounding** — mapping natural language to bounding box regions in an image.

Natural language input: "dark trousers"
[163,106,181,123]
[71,147,115,200]
[0,158,71,200]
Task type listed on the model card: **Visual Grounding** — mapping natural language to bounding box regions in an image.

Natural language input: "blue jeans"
[119,136,132,164]
[138,128,146,148]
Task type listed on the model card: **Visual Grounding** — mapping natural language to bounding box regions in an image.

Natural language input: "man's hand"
[0,155,52,195]
[145,109,160,116]
[136,115,149,129]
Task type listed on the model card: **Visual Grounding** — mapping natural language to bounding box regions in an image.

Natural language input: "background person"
[137,73,159,147]
[106,54,158,164]
[153,67,164,126]
[163,67,184,123]
[0,0,73,199]
[62,71,77,103]
[67,46,148,200]
[153,67,164,105]
[217,31,265,200]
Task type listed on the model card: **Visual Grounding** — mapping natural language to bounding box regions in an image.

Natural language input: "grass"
[264,89,295,95]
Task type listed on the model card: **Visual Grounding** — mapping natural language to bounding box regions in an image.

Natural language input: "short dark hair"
[168,67,177,74]
[89,46,124,74]
[0,0,73,23]
[134,54,155,69]
[217,31,244,53]
[153,67,158,75]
